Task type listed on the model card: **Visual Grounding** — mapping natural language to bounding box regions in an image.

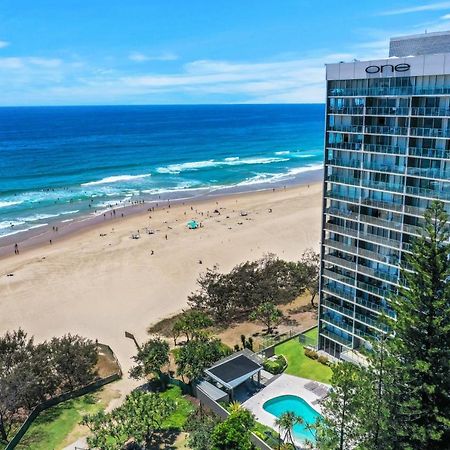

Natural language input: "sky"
[1,0,450,106]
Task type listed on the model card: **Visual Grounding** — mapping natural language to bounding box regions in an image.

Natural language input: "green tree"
[129,337,169,387]
[172,310,213,343]
[184,407,219,450]
[275,411,301,448]
[210,407,255,450]
[0,329,35,442]
[383,200,450,449]
[299,249,320,307]
[175,337,226,382]
[50,334,98,390]
[249,301,283,334]
[317,362,370,450]
[82,390,175,449]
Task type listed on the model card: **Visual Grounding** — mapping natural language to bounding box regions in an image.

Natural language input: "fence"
[258,325,318,359]
[196,388,274,450]
[5,345,122,450]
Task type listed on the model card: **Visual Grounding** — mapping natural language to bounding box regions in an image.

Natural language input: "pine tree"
[386,200,450,449]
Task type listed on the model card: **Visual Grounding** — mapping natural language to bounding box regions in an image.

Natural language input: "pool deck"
[242,374,330,447]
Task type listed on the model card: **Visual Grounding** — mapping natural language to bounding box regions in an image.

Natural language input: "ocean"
[0,104,325,239]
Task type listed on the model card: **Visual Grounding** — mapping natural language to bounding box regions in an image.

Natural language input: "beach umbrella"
[187,220,199,229]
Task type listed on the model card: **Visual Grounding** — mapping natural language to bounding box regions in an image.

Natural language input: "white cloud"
[128,51,178,62]
[380,1,450,16]
[0,40,9,49]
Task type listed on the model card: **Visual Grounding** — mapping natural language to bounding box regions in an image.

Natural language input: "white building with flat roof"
[318,32,450,359]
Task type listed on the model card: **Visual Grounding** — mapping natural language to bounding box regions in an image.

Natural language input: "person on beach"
[14,243,19,255]
[49,239,52,245]
[165,234,168,240]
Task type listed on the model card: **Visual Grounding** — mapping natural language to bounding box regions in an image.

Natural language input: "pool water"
[263,395,322,442]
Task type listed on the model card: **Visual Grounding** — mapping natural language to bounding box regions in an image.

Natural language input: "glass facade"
[319,72,450,359]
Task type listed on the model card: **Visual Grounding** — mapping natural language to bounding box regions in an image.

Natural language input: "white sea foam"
[0,200,23,209]
[1,223,48,237]
[156,156,290,174]
[17,213,59,222]
[274,151,290,155]
[234,163,323,188]
[0,220,26,230]
[81,173,152,186]
[61,210,79,215]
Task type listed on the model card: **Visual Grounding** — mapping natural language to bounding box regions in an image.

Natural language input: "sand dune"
[0,183,322,376]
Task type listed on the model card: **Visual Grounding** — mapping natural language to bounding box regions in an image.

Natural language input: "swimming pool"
[263,395,322,442]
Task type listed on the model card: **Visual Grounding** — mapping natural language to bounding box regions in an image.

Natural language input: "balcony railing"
[406,185,450,201]
[411,107,450,117]
[364,143,407,155]
[358,246,400,266]
[328,158,361,169]
[321,327,353,346]
[326,190,361,204]
[322,268,355,286]
[410,127,450,138]
[365,106,409,116]
[328,125,364,133]
[361,197,404,213]
[322,312,355,333]
[355,311,390,332]
[361,178,405,193]
[328,86,450,97]
[329,107,365,115]
[408,147,450,159]
[324,238,358,256]
[357,264,399,284]
[328,175,361,188]
[407,167,450,180]
[327,141,363,151]
[365,125,409,136]
[353,326,377,342]
[362,162,405,174]
[356,280,395,300]
[322,282,355,303]
[353,293,396,318]
[323,253,357,271]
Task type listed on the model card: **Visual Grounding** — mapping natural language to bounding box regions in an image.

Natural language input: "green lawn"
[3,391,110,450]
[161,385,195,429]
[275,327,332,384]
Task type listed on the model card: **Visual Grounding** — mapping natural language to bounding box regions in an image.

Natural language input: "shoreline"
[0,178,323,390]
[0,168,323,259]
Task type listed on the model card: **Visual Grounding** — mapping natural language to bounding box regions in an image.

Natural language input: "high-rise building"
[318,31,450,361]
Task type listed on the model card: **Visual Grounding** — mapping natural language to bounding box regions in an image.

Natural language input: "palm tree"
[275,411,303,448]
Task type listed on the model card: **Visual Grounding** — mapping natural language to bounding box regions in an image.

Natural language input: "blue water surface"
[263,394,321,442]
[0,104,325,237]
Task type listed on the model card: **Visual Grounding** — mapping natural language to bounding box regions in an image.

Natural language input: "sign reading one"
[365,63,411,74]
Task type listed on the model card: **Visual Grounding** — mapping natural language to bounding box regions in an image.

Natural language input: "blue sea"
[0,104,324,239]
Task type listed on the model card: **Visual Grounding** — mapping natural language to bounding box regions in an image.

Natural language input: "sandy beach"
[0,183,322,379]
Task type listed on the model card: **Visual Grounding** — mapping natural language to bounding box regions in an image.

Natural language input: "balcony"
[407,167,450,180]
[322,281,355,303]
[328,86,450,97]
[326,190,361,204]
[411,107,450,117]
[361,197,404,213]
[321,327,353,346]
[357,264,399,284]
[322,268,355,286]
[328,125,364,133]
[361,178,405,193]
[328,174,361,188]
[324,238,358,256]
[358,246,399,266]
[325,222,403,250]
[410,127,450,138]
[354,293,396,318]
[326,206,359,221]
[356,279,395,300]
[353,326,377,342]
[355,311,390,332]
[365,125,409,136]
[329,107,364,115]
[327,141,362,151]
[365,106,409,116]
[362,162,405,174]
[406,185,450,201]
[327,158,361,169]
[364,143,407,155]
[323,253,357,271]
[408,147,450,160]
[322,312,355,333]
